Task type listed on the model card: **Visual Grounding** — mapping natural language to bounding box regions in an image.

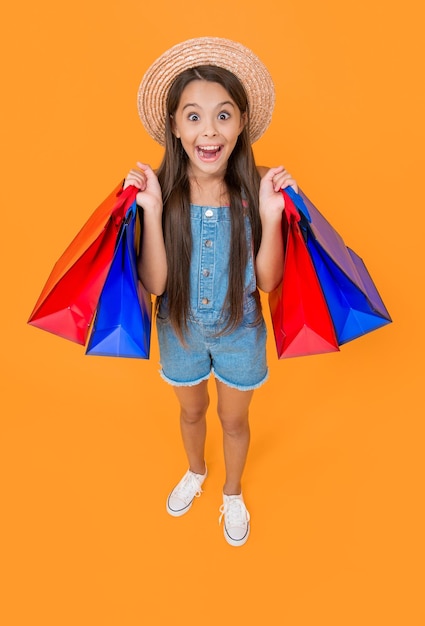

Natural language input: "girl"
[124,37,297,547]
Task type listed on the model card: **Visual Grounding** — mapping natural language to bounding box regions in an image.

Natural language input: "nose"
[202,117,218,137]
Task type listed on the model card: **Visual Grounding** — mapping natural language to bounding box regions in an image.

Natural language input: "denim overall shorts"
[156,204,268,390]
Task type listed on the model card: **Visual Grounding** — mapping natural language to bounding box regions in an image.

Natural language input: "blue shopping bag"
[285,187,392,345]
[86,202,152,358]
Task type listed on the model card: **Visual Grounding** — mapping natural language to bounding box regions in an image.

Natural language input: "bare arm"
[138,210,168,296]
[124,163,167,295]
[255,166,298,293]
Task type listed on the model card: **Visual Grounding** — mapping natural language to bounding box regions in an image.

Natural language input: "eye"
[218,112,230,120]
[188,113,200,122]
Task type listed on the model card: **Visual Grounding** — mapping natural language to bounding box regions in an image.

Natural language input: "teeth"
[198,146,220,151]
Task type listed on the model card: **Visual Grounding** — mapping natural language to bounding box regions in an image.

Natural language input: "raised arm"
[124,162,167,295]
[255,166,298,293]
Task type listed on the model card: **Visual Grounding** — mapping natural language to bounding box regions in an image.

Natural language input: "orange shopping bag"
[28,183,139,344]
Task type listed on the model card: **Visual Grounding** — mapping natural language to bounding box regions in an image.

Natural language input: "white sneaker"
[166,467,207,517]
[219,494,250,547]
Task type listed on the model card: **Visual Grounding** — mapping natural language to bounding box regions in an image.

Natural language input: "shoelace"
[218,497,250,528]
[173,472,204,504]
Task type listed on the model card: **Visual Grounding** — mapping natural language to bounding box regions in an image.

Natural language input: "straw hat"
[137,37,275,146]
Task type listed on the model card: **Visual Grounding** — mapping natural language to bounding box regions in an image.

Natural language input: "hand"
[124,162,163,215]
[259,166,298,221]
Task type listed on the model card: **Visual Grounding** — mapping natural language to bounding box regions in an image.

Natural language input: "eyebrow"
[181,100,236,111]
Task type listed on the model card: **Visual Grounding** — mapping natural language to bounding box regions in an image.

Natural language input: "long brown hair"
[157,65,262,337]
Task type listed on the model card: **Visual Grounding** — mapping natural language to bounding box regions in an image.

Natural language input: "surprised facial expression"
[171,80,247,179]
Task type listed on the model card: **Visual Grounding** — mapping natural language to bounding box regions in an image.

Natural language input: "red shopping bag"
[28,183,139,344]
[269,191,339,358]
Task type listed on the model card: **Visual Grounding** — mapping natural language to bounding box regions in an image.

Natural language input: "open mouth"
[196,145,223,160]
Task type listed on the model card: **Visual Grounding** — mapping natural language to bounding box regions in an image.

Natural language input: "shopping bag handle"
[116,183,139,204]
[281,189,300,223]
[112,184,139,223]
[282,187,311,222]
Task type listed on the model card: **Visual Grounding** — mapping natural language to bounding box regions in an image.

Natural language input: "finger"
[262,165,285,184]
[136,162,154,176]
[273,174,293,192]
[124,177,141,190]
[280,179,298,194]
[274,174,297,193]
[138,162,158,185]
[125,180,145,191]
[268,167,291,190]
[126,169,147,190]
[129,167,147,179]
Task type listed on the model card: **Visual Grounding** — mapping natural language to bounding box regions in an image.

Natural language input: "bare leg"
[215,380,254,495]
[173,381,209,475]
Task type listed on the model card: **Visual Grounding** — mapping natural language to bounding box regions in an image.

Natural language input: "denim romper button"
[202,298,209,304]
[205,209,213,217]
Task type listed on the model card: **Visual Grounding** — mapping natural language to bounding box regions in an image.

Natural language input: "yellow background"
[1,1,424,624]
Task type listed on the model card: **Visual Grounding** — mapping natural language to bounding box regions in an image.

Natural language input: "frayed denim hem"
[212,367,269,391]
[158,368,211,387]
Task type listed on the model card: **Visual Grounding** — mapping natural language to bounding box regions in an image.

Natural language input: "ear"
[239,111,248,134]
[170,114,181,138]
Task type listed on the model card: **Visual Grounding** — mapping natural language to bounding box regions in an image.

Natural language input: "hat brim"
[137,37,275,146]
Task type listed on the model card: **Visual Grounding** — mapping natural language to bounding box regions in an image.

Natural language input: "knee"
[180,397,210,424]
[218,411,249,437]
